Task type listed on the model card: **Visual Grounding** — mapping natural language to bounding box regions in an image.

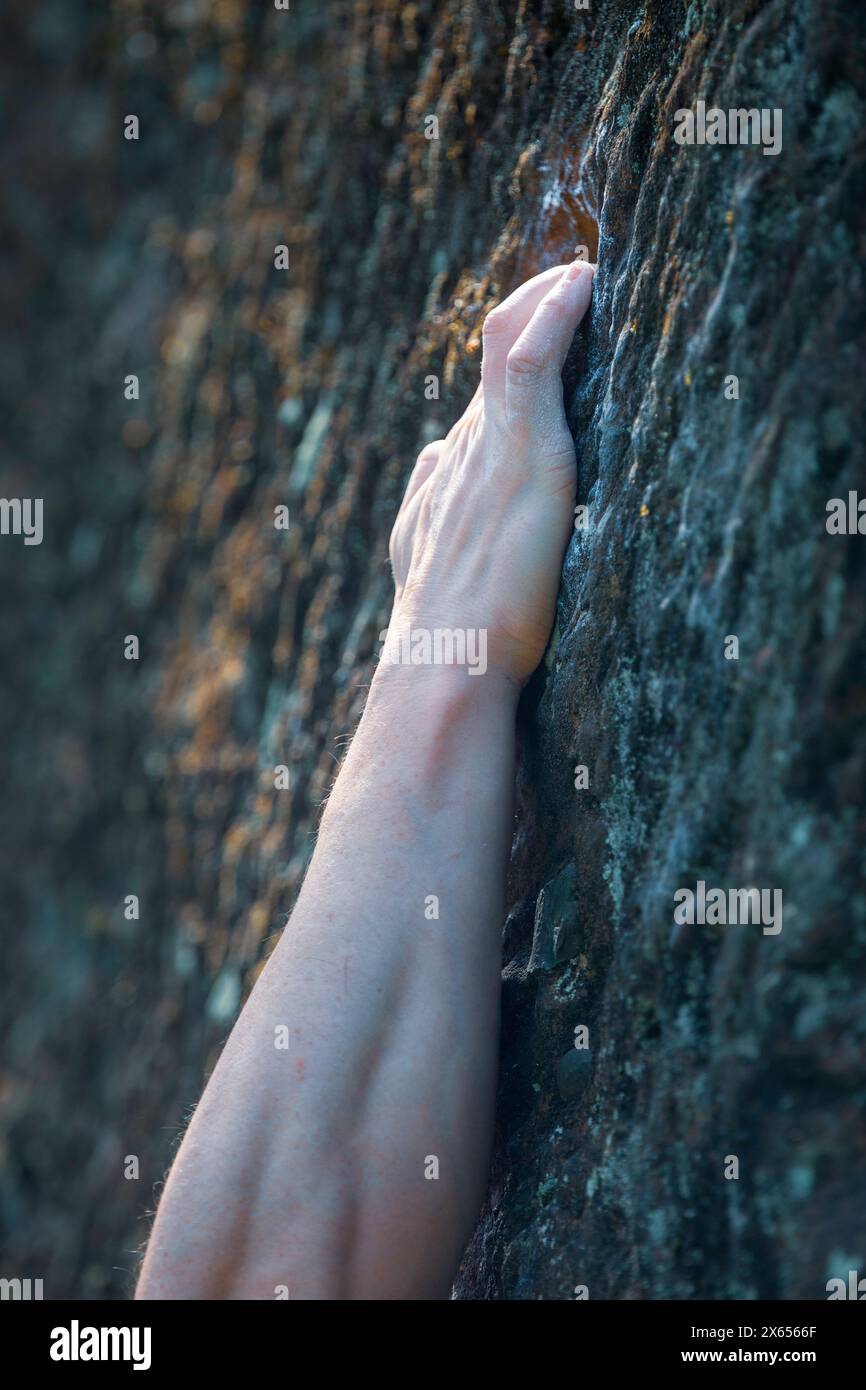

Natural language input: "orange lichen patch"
[657,255,687,344]
[222,821,249,862]
[511,142,544,203]
[442,332,462,388]
[155,609,249,773]
[122,420,152,449]
[536,137,599,266]
[543,187,599,266]
[185,228,216,262]
[229,437,254,463]
[424,266,493,385]
[640,504,650,517]
[656,24,710,156]
[167,477,205,520]
[210,515,278,619]
[197,462,249,539]
[167,833,190,882]
[161,296,214,368]
[173,743,256,777]
[229,145,261,210]
[684,369,693,387]
[400,3,420,50]
[207,0,245,39]
[198,370,228,419]
[402,7,477,190]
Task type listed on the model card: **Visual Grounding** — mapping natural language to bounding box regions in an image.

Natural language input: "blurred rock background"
[0,0,864,1299]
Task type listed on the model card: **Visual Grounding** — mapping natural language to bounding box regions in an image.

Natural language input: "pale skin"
[136,260,595,1300]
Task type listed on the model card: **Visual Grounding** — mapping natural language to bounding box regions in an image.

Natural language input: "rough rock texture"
[1,0,864,1299]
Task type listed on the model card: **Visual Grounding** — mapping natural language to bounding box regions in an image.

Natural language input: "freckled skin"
[136,262,595,1301]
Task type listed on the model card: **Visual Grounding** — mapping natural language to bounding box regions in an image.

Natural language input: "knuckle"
[481,305,511,341]
[506,343,546,381]
[537,292,570,324]
[415,440,443,468]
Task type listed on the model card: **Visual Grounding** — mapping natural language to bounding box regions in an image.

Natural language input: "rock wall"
[1,0,863,1299]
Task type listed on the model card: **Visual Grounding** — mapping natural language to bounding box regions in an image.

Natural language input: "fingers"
[504,261,594,442]
[403,263,593,512]
[481,264,571,415]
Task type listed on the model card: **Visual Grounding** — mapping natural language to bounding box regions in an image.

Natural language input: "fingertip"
[562,258,596,284]
[548,263,593,325]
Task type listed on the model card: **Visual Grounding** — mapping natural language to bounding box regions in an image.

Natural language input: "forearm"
[137,659,517,1300]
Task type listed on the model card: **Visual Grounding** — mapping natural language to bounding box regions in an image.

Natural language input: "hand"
[388,260,595,689]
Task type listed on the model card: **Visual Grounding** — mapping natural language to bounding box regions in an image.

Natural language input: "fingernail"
[564,259,590,282]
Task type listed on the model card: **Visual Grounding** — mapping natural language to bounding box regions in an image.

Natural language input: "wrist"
[321,625,518,832]
[373,610,521,710]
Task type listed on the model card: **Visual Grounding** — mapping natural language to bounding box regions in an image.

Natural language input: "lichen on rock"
[1,0,863,1300]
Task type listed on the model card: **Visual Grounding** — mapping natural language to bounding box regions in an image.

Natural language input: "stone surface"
[556,1047,594,1102]
[1,0,864,1300]
[529,863,582,972]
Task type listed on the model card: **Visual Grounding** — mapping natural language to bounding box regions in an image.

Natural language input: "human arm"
[135,259,594,1300]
